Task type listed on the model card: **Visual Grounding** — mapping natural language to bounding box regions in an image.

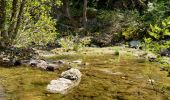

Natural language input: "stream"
[0,48,170,100]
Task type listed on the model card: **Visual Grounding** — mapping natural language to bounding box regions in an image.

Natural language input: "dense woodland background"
[0,0,170,53]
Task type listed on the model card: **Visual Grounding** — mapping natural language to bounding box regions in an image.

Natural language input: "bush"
[58,36,91,52]
[15,14,57,47]
[144,16,170,53]
[91,10,143,46]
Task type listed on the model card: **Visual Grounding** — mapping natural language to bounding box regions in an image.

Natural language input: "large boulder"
[47,78,73,94]
[47,68,82,94]
[61,68,82,80]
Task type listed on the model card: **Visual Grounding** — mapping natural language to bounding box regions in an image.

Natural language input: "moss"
[0,48,170,100]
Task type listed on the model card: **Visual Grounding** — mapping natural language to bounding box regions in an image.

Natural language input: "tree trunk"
[63,0,78,28]
[12,0,26,44]
[8,0,19,41]
[82,0,87,27]
[0,0,7,47]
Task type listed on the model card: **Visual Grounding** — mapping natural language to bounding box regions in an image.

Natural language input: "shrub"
[144,16,170,53]
[58,36,91,52]
[92,10,143,46]
[15,14,57,47]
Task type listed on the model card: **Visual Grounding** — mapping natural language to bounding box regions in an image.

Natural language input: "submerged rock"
[61,68,82,80]
[72,60,82,65]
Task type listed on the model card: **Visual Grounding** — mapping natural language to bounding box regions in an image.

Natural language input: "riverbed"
[0,47,170,100]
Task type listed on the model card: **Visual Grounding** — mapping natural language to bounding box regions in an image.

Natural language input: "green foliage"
[58,36,74,51]
[13,0,62,47]
[144,16,170,53]
[0,0,62,47]
[122,26,140,40]
[15,14,57,47]
[91,10,143,46]
[58,36,91,52]
[144,1,170,23]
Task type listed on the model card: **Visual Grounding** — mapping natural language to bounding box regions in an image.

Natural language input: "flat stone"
[47,78,73,94]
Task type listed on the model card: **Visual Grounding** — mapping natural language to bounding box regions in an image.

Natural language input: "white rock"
[47,78,73,94]
[61,68,82,80]
[72,60,82,65]
[148,79,155,84]
[37,60,48,70]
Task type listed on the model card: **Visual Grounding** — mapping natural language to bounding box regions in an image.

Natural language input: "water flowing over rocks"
[47,68,82,94]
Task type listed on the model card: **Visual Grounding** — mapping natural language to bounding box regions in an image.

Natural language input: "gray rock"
[29,60,47,70]
[146,53,157,62]
[0,56,20,66]
[36,60,48,70]
[47,78,73,94]
[129,40,141,49]
[159,49,170,57]
[47,68,82,94]
[46,64,59,71]
[61,68,82,80]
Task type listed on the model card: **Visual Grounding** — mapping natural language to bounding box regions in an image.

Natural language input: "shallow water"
[0,53,170,100]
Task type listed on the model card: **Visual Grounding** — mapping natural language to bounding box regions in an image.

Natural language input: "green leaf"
[162,21,167,27]
[164,29,170,36]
